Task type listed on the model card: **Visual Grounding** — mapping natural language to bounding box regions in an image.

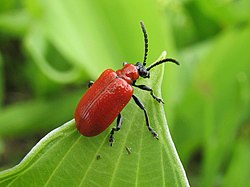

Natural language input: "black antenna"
[146,58,180,71]
[140,21,148,66]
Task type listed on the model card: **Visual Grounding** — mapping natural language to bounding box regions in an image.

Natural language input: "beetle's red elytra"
[75,21,179,146]
[75,69,133,137]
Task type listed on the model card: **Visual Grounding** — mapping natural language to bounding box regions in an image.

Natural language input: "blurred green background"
[0,0,250,186]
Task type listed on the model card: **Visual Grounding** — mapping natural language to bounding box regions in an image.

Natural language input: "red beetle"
[75,21,179,146]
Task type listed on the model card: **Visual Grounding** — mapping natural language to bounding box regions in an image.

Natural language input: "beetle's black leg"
[109,113,122,146]
[133,83,164,104]
[132,95,159,140]
[88,80,94,88]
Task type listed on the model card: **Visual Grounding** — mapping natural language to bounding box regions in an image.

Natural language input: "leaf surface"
[0,53,189,187]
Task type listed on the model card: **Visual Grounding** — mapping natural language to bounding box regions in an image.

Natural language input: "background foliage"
[0,0,250,187]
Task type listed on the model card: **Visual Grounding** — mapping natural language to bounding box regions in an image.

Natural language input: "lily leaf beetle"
[75,21,179,146]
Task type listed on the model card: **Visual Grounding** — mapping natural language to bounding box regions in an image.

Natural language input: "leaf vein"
[44,135,81,186]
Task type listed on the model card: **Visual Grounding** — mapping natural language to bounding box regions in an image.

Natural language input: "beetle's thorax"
[116,64,139,84]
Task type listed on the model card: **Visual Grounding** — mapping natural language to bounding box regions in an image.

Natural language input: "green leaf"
[0,52,189,187]
[0,91,81,137]
[0,53,3,107]
[223,138,250,187]
[0,10,30,36]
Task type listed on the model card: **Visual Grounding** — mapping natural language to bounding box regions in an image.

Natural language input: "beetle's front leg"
[132,83,164,104]
[109,113,122,146]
